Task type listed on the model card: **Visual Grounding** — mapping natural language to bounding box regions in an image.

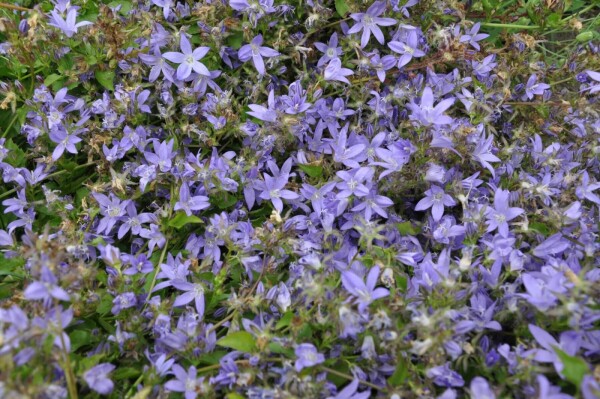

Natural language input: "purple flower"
[84,363,115,395]
[336,167,373,199]
[48,8,92,38]
[575,171,600,205]
[328,379,371,399]
[171,281,205,317]
[315,32,343,67]
[257,159,299,213]
[144,139,176,173]
[248,90,277,122]
[49,128,83,160]
[118,202,156,239]
[469,377,495,399]
[415,185,456,222]
[174,183,210,216]
[535,375,572,399]
[165,364,205,399]
[527,324,581,376]
[341,266,389,314]
[139,50,175,83]
[139,224,166,254]
[348,1,397,48]
[388,30,425,68]
[2,189,28,215]
[93,192,130,235]
[584,70,600,93]
[111,292,137,315]
[324,58,354,84]
[295,343,325,371]
[406,87,455,126]
[163,34,210,80]
[472,132,501,177]
[330,123,366,168]
[23,266,70,303]
[523,74,550,100]
[152,0,174,19]
[426,363,464,387]
[238,35,280,76]
[459,22,489,51]
[485,188,524,237]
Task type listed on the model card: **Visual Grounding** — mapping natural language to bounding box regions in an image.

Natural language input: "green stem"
[1,113,19,138]
[479,22,540,30]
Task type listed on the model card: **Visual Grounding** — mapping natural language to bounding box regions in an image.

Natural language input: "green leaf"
[227,31,244,49]
[217,331,257,353]
[388,356,409,386]
[44,73,63,87]
[211,191,238,210]
[335,0,349,16]
[113,367,141,380]
[0,254,25,278]
[554,348,589,386]
[396,221,420,236]
[530,221,550,236]
[95,70,115,91]
[276,311,294,330]
[298,164,323,178]
[96,294,113,315]
[70,330,92,352]
[227,394,246,399]
[268,342,294,357]
[3,139,26,167]
[168,212,204,229]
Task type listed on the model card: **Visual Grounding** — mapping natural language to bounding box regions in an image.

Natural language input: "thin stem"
[56,303,78,399]
[0,2,31,12]
[1,113,19,138]
[479,22,540,30]
[142,238,170,311]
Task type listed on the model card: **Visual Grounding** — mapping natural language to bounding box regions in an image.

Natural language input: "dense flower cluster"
[0,0,599,398]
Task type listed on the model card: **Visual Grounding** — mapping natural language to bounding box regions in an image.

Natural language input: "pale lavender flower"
[139,224,166,254]
[24,266,70,303]
[469,377,495,399]
[485,188,524,237]
[315,32,343,67]
[324,58,354,84]
[348,1,397,48]
[84,363,115,395]
[426,363,464,387]
[406,87,455,126]
[165,365,205,399]
[295,343,325,371]
[152,0,174,19]
[48,8,92,38]
[523,74,550,100]
[415,185,456,222]
[388,30,425,68]
[327,379,371,399]
[459,22,489,51]
[49,128,83,160]
[575,171,600,205]
[238,35,280,75]
[171,281,205,317]
[584,70,600,93]
[341,266,389,314]
[163,34,210,80]
[174,183,210,216]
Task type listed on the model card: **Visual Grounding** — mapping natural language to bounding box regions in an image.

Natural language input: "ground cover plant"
[0,0,599,397]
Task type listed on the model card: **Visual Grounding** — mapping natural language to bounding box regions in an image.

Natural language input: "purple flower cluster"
[0,0,599,398]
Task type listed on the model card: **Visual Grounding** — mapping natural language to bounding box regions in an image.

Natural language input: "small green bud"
[576,31,594,42]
